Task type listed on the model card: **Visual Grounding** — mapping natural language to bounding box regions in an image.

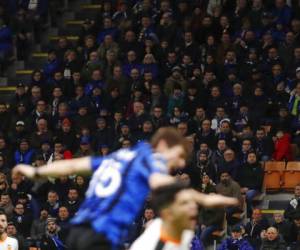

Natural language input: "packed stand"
[0,1,56,75]
[0,0,300,249]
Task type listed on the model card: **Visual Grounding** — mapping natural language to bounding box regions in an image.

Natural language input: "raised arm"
[13,157,92,179]
[149,173,176,189]
[190,189,239,208]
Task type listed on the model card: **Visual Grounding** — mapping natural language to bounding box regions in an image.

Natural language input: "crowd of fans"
[0,0,300,249]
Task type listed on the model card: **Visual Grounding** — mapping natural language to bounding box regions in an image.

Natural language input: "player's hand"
[13,164,36,179]
[192,191,239,208]
[205,194,239,207]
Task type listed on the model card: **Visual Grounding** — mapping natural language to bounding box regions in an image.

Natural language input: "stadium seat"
[263,161,285,192]
[282,162,300,191]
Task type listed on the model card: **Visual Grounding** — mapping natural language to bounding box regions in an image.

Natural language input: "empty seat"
[282,162,300,191]
[264,161,286,171]
[286,161,300,170]
[263,162,285,192]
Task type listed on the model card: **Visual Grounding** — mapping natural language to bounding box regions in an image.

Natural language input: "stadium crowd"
[0,0,300,249]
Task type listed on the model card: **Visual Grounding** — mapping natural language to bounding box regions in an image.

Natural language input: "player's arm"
[13,157,92,179]
[149,173,176,189]
[189,189,239,208]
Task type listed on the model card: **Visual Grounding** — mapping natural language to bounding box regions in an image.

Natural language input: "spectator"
[237,152,264,216]
[216,171,243,225]
[0,18,12,73]
[164,66,187,96]
[7,222,25,250]
[191,150,216,186]
[0,154,10,177]
[30,118,53,149]
[217,149,240,180]
[63,187,81,217]
[260,226,286,250]
[289,212,300,247]
[237,139,253,165]
[199,190,225,246]
[272,212,292,244]
[9,172,32,203]
[211,139,227,173]
[44,190,60,218]
[0,173,9,195]
[74,175,87,200]
[0,193,14,219]
[11,9,32,60]
[57,206,70,231]
[284,183,300,221]
[14,139,35,165]
[254,128,274,161]
[0,102,11,135]
[40,217,67,250]
[11,203,32,237]
[244,208,269,249]
[218,225,253,250]
[43,50,60,81]
[74,136,94,157]
[30,208,49,241]
[135,207,155,236]
[272,130,293,161]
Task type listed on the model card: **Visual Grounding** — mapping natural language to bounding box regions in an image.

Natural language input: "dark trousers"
[67,224,113,250]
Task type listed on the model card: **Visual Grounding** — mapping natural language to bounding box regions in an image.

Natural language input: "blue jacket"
[218,237,253,250]
[191,236,205,250]
[14,149,35,164]
[84,80,106,95]
[122,62,142,77]
[43,59,60,80]
[272,5,292,26]
[96,27,118,45]
[0,26,12,52]
[141,63,158,79]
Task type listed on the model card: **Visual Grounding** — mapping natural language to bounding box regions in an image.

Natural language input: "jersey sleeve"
[90,156,104,172]
[149,154,168,174]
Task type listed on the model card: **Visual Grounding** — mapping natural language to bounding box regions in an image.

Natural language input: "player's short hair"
[0,210,7,219]
[151,182,189,215]
[150,127,190,159]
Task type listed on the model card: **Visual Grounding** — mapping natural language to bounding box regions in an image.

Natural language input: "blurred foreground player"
[13,127,237,250]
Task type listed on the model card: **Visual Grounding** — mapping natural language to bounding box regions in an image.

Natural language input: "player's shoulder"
[6,236,18,247]
[130,219,162,250]
[115,142,151,159]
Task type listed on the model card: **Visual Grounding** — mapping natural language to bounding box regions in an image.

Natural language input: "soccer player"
[130,182,199,250]
[0,211,18,250]
[13,127,237,250]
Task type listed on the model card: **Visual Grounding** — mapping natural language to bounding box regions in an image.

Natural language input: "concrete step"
[15,61,25,70]
[58,26,82,36]
[62,11,75,21]
[5,60,25,78]
[0,77,7,86]
[32,43,41,52]
[48,27,59,36]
